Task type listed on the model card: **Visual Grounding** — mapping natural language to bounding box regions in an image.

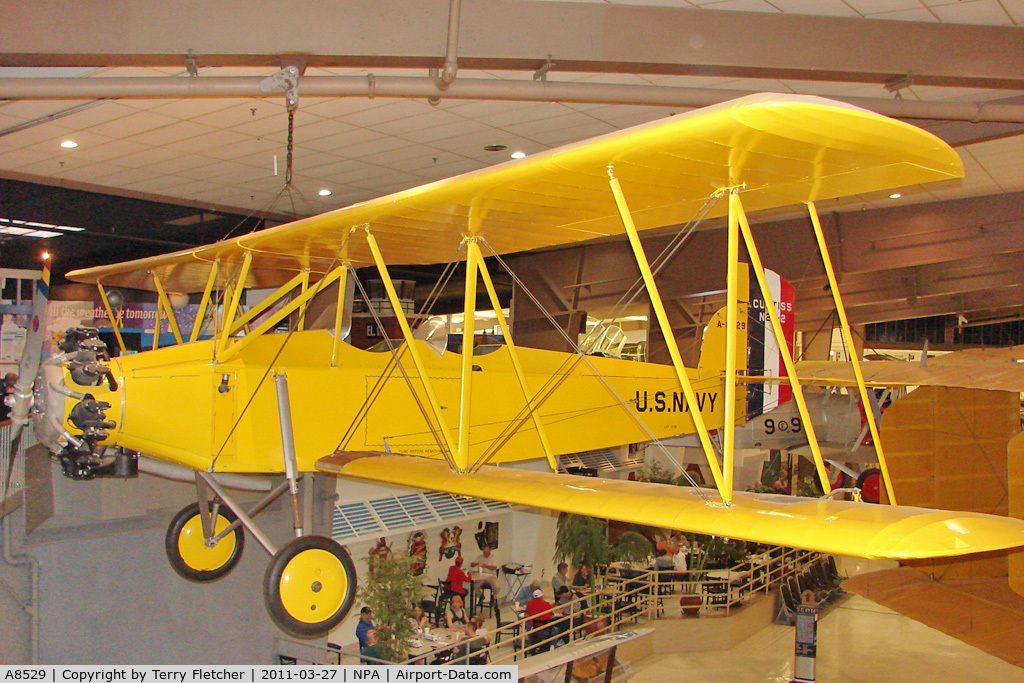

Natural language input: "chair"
[774,584,798,625]
[825,556,843,584]
[476,580,497,620]
[434,580,454,625]
[702,580,730,607]
[494,604,526,661]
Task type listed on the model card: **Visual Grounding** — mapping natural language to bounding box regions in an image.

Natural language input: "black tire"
[264,535,357,637]
[165,502,245,582]
[856,468,883,504]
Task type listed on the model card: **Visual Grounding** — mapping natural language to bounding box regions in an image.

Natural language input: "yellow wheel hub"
[177,514,236,571]
[279,549,349,624]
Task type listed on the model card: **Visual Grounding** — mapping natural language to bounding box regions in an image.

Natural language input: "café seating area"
[327,545,828,667]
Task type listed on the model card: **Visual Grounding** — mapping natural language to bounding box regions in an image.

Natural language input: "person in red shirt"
[445,556,472,596]
[525,588,558,653]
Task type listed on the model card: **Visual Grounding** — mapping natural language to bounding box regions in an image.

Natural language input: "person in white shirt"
[470,544,502,601]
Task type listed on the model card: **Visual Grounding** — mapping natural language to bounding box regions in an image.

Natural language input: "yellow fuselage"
[62,331,734,473]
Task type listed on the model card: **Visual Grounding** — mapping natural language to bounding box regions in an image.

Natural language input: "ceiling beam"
[799,285,1024,329]
[5,76,1024,124]
[3,0,1024,89]
[795,252,1024,314]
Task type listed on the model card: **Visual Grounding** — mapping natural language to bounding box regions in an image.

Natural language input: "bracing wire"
[211,232,353,466]
[333,241,468,466]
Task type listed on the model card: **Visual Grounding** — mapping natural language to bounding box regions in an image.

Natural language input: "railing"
[602,545,820,618]
[0,420,35,520]
[304,547,824,667]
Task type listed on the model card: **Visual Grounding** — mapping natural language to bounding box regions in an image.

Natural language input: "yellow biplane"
[11,93,1024,636]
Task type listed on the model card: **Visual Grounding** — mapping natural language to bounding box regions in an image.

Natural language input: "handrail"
[1,420,37,519]
[321,546,824,666]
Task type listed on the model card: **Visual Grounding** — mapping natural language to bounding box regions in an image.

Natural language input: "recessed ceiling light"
[60,140,78,149]
[318,189,332,197]
[889,193,902,199]
[511,151,526,159]
[483,144,508,152]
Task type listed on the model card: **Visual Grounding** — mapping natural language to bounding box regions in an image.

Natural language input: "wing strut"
[807,202,898,504]
[457,239,480,471]
[189,262,219,343]
[364,227,459,465]
[217,252,253,358]
[95,283,127,355]
[469,239,558,472]
[607,168,729,502]
[330,265,349,367]
[731,191,832,495]
[152,272,184,345]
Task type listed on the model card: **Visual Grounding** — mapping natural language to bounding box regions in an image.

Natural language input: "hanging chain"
[285,109,295,187]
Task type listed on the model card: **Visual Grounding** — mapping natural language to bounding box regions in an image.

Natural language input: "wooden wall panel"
[880,386,1020,579]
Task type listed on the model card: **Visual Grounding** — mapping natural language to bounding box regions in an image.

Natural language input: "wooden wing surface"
[66,93,963,293]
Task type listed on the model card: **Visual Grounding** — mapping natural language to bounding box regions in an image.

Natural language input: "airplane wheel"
[165,502,245,582]
[264,535,357,637]
[856,468,882,504]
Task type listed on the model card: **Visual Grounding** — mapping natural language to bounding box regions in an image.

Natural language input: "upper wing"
[792,358,1024,393]
[317,453,1024,561]
[66,93,962,293]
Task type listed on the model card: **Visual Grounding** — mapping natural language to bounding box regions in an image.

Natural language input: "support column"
[331,266,349,367]
[152,273,184,345]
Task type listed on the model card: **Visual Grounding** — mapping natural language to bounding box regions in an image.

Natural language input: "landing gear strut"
[163,373,357,637]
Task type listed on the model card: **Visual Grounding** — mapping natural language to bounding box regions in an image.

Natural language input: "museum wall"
[20,465,330,664]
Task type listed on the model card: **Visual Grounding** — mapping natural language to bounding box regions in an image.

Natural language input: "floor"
[631,595,1024,683]
[843,566,1024,668]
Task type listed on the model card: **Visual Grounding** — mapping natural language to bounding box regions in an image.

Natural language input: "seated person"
[571,564,592,608]
[445,556,472,597]
[469,544,502,602]
[446,593,469,630]
[359,629,384,664]
[571,564,591,592]
[410,601,431,631]
[551,562,570,595]
[516,580,539,608]
[673,546,688,575]
[654,547,675,571]
[356,606,375,661]
[456,620,490,665]
[552,585,579,642]
[525,588,557,653]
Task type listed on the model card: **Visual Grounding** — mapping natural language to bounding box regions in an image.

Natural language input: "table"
[406,628,461,665]
[502,564,531,600]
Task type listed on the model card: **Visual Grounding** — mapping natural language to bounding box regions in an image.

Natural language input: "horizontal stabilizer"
[317,453,1024,561]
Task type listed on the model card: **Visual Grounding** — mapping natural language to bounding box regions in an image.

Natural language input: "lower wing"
[317,453,1024,561]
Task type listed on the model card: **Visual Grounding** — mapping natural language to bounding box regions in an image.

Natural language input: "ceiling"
[1,0,1023,329]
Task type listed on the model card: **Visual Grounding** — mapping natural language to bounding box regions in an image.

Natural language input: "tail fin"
[745,268,795,419]
[696,265,795,421]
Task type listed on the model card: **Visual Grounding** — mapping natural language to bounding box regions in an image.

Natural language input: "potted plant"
[359,550,426,662]
[554,513,652,575]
